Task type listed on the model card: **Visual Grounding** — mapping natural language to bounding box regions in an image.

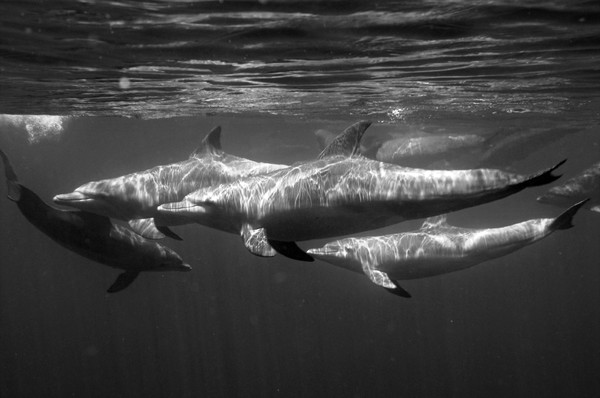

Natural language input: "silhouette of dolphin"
[53,126,287,240]
[0,149,191,293]
[159,120,565,262]
[307,200,587,297]
[537,161,600,214]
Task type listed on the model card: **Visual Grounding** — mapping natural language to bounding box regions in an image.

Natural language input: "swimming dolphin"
[0,149,191,293]
[307,200,587,297]
[158,120,565,261]
[537,161,600,213]
[53,126,288,241]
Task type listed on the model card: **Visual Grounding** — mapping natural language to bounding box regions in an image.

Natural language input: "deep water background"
[1,0,600,397]
[0,116,599,398]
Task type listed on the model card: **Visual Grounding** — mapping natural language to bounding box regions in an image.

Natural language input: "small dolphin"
[0,149,191,293]
[307,200,587,297]
[159,120,565,261]
[537,161,600,213]
[53,126,287,240]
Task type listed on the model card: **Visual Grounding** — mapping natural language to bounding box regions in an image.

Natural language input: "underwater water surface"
[1,1,600,397]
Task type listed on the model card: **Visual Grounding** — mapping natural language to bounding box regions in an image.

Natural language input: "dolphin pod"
[0,149,191,293]
[158,121,565,262]
[307,200,587,297]
[2,121,587,296]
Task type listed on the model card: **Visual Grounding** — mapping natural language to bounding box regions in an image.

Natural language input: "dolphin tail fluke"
[549,199,589,231]
[267,239,314,262]
[0,148,22,201]
[517,159,566,189]
[107,271,140,293]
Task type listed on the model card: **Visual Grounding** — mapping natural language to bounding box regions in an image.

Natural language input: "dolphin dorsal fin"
[420,215,449,230]
[317,120,372,159]
[191,126,222,157]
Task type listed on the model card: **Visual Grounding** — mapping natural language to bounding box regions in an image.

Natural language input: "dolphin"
[158,120,565,261]
[0,149,191,293]
[537,161,600,213]
[53,126,288,241]
[307,200,587,297]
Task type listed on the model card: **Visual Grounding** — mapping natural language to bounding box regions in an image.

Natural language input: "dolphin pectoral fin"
[361,264,411,298]
[241,224,276,257]
[128,218,166,240]
[387,281,412,298]
[156,225,182,241]
[107,271,140,293]
[267,239,314,262]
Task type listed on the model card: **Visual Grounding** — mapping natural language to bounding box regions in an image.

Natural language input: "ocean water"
[1,1,600,397]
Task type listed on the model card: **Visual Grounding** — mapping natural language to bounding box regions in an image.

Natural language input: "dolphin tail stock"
[514,159,566,189]
[361,264,411,298]
[549,198,589,231]
[107,271,140,293]
[0,148,22,201]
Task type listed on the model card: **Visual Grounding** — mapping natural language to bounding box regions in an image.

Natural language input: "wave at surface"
[0,0,599,120]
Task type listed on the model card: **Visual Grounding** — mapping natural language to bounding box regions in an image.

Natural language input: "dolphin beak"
[158,200,207,215]
[306,247,338,259]
[53,191,92,204]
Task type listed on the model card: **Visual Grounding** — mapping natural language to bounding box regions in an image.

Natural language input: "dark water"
[1,1,600,398]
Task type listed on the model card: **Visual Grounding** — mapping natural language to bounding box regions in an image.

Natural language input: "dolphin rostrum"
[53,126,288,241]
[1,149,191,293]
[537,161,600,213]
[307,200,587,297]
[158,120,565,261]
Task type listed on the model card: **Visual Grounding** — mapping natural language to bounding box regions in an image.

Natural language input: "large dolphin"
[53,126,288,240]
[537,161,600,213]
[307,200,587,297]
[158,120,565,261]
[0,149,191,293]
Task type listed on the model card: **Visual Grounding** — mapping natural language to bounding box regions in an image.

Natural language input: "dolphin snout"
[158,201,207,214]
[53,191,91,204]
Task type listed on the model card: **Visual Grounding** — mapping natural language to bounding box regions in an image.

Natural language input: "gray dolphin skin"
[537,161,600,213]
[307,200,587,298]
[158,120,565,261]
[1,149,191,293]
[53,126,287,240]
